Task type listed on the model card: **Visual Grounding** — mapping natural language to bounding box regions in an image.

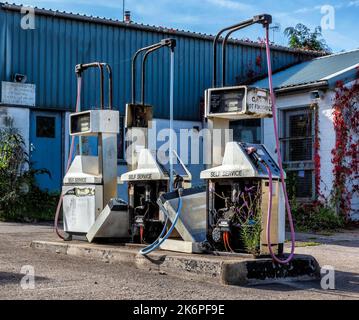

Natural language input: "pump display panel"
[69,110,119,136]
[71,112,91,134]
[205,86,272,119]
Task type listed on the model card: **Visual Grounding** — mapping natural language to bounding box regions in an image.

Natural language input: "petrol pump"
[200,14,296,261]
[120,39,192,245]
[158,15,295,263]
[55,62,129,242]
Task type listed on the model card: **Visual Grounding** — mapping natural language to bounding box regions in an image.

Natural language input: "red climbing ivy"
[311,103,322,198]
[331,74,359,220]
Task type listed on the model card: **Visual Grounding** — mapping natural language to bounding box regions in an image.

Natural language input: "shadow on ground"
[249,270,359,296]
[0,272,49,285]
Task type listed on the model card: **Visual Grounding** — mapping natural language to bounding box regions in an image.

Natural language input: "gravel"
[0,222,358,300]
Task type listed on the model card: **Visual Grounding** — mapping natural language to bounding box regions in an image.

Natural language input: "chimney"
[124,10,131,23]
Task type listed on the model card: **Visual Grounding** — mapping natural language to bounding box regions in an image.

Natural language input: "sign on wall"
[1,81,36,106]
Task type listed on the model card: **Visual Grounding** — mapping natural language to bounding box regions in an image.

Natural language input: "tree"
[284,23,330,52]
[0,119,56,221]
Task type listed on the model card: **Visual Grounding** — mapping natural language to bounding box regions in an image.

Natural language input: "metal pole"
[141,45,162,105]
[169,49,175,192]
[221,21,253,87]
[123,0,125,22]
[131,43,163,104]
[212,14,272,87]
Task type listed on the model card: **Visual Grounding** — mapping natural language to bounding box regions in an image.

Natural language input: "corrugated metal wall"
[0,4,317,121]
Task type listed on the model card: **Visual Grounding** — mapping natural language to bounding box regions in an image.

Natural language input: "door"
[30,111,62,192]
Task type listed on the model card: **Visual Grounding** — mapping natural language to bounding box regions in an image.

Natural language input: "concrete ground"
[0,222,358,300]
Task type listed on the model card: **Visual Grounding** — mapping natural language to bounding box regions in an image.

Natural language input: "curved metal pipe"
[212,18,254,88]
[141,44,163,105]
[76,62,104,109]
[101,63,113,110]
[221,21,254,87]
[131,43,164,104]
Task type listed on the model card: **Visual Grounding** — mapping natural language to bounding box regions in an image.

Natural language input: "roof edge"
[275,81,329,95]
[0,2,323,56]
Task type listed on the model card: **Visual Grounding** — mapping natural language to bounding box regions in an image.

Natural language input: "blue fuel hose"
[139,193,183,256]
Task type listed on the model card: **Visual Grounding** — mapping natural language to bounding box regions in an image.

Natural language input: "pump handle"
[131,38,176,105]
[75,62,113,110]
[212,14,272,87]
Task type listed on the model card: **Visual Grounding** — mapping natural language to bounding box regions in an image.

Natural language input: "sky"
[20,0,359,52]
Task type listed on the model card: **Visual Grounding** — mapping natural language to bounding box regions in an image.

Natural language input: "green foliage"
[240,214,262,255]
[0,124,58,222]
[237,190,262,255]
[284,24,330,52]
[290,199,344,232]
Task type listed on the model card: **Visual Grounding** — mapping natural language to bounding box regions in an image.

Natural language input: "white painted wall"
[263,90,358,221]
[0,106,30,153]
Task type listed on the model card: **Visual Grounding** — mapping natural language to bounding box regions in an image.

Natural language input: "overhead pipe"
[131,43,167,104]
[137,38,177,105]
[101,63,113,110]
[212,14,272,88]
[221,21,254,87]
[141,44,162,105]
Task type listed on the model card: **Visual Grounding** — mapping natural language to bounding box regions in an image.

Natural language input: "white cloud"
[348,0,359,7]
[322,29,359,51]
[205,0,253,11]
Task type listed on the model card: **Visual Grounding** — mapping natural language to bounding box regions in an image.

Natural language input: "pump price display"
[70,112,91,134]
[207,86,272,118]
[133,304,225,318]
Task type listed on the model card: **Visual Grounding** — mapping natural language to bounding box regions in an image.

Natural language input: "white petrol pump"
[200,14,295,260]
[120,39,192,246]
[56,62,129,242]
[158,15,295,262]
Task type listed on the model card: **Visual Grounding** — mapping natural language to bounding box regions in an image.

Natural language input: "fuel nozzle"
[246,146,264,164]
[173,174,184,191]
[231,183,240,204]
[253,14,272,27]
[160,38,177,51]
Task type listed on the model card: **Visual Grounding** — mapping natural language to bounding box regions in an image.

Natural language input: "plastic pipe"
[264,26,296,264]
[169,49,175,192]
[54,76,82,240]
[139,195,183,255]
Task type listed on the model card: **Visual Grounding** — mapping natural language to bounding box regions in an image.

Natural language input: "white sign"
[247,89,272,116]
[1,81,36,106]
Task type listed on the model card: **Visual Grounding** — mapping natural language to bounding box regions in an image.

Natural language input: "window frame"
[280,106,316,201]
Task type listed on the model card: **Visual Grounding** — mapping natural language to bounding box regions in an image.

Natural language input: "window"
[36,116,55,138]
[230,119,261,144]
[281,108,314,199]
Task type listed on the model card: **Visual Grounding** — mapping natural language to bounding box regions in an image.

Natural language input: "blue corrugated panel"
[0,4,319,120]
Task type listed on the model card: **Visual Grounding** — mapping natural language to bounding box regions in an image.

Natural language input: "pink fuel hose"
[264,26,296,264]
[54,77,82,240]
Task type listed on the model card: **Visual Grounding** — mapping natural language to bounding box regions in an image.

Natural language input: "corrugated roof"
[253,49,359,90]
[1,2,323,56]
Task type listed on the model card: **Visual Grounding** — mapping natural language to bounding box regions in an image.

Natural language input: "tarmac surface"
[0,222,358,300]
